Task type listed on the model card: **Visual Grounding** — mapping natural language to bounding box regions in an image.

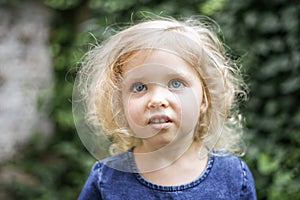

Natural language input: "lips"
[148,115,172,130]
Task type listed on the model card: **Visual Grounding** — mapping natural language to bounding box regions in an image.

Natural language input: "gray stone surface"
[0,1,53,162]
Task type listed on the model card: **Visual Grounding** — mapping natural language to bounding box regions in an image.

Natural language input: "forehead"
[121,49,196,76]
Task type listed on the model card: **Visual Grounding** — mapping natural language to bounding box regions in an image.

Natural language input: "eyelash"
[131,79,186,93]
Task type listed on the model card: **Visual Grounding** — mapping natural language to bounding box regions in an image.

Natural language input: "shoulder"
[78,152,135,200]
[212,153,253,183]
[100,151,136,172]
[212,152,249,172]
[209,153,245,182]
[88,151,135,179]
[210,153,257,199]
[78,161,104,200]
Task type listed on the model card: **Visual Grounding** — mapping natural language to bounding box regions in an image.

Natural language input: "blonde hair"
[77,16,247,156]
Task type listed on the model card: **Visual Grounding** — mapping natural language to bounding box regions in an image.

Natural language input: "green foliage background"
[1,0,299,199]
[215,1,300,199]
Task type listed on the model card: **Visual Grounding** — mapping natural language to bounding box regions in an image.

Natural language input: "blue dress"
[78,150,257,200]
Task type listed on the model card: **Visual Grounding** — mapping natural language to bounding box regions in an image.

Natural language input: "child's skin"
[121,49,208,185]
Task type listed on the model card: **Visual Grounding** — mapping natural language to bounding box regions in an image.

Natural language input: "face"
[121,50,205,151]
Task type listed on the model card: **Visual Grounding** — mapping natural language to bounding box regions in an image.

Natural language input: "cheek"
[123,96,158,138]
[123,96,145,127]
[177,88,202,128]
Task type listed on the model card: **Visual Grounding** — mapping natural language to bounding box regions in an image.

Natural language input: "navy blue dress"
[78,150,257,200]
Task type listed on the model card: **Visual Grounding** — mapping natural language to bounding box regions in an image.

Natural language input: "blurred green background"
[0,0,299,199]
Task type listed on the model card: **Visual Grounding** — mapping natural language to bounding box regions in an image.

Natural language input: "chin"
[146,132,176,148]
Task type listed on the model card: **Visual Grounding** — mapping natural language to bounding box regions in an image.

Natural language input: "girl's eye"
[169,79,185,89]
[132,82,147,93]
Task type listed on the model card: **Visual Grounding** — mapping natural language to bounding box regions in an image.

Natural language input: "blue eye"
[169,79,185,89]
[132,82,147,92]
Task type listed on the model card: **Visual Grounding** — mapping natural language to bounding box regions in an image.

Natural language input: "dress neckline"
[127,148,215,191]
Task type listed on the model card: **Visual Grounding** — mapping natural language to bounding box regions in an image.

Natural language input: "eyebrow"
[124,72,191,85]
[167,70,191,79]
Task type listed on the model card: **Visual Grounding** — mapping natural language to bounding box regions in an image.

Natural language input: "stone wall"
[0,1,53,163]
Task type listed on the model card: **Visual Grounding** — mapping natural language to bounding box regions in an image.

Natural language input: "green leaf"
[258,153,280,175]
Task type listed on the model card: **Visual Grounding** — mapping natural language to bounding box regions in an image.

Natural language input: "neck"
[133,140,206,173]
[134,141,209,186]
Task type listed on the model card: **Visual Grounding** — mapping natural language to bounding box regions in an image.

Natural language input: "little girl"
[75,16,256,199]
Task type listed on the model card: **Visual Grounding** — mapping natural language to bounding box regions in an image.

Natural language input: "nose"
[147,87,170,109]
[147,98,169,109]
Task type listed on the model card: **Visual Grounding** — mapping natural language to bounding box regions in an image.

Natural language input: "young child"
[76,16,257,199]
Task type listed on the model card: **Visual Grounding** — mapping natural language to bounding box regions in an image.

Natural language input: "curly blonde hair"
[76,16,247,156]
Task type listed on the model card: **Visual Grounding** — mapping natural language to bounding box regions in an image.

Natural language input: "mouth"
[148,115,172,130]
